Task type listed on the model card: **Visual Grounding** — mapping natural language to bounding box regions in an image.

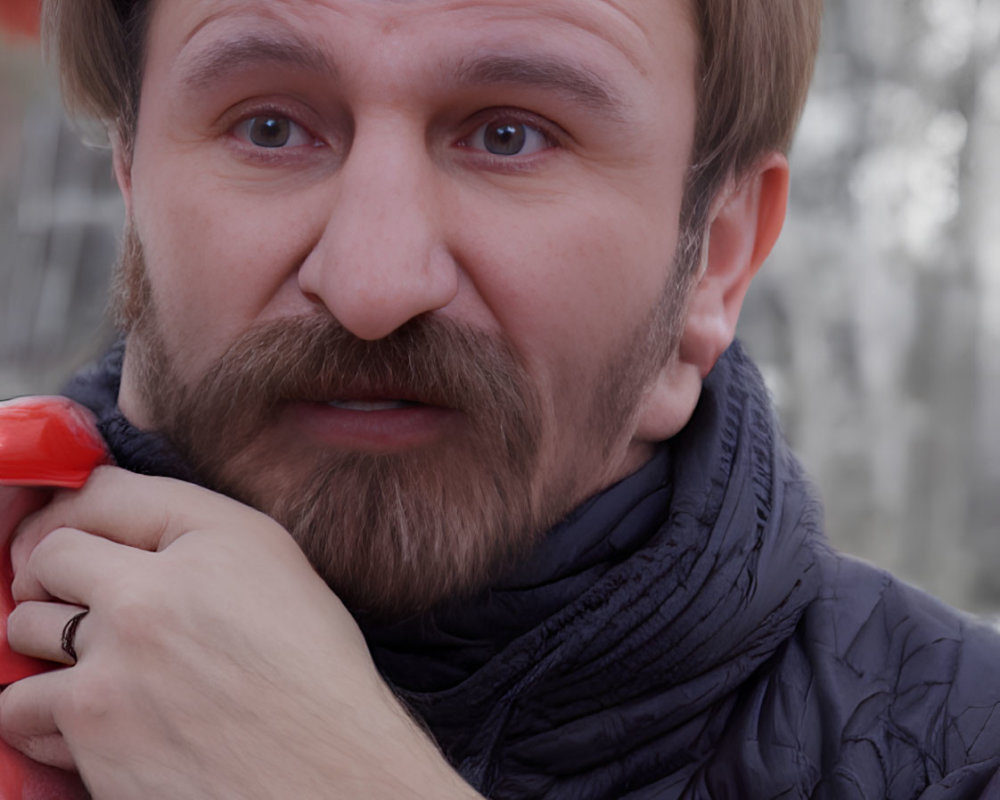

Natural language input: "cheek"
[451,188,679,392]
[129,163,325,375]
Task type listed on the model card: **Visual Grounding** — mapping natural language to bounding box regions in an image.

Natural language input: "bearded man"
[1,1,999,798]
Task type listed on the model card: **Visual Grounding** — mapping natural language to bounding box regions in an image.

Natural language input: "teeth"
[327,400,414,411]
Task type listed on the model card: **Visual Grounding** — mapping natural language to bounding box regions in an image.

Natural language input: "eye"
[467,117,551,157]
[234,115,315,149]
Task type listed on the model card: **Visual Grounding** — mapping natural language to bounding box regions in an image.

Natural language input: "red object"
[0,395,111,681]
[0,0,39,40]
[0,397,110,798]
[0,396,111,490]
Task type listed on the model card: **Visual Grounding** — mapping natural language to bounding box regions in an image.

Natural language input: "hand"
[0,486,89,800]
[0,468,479,800]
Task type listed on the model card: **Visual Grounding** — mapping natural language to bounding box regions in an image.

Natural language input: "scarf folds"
[61,340,1000,798]
[362,344,825,798]
[64,341,828,797]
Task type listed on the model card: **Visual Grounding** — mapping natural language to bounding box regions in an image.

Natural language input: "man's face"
[117,0,700,617]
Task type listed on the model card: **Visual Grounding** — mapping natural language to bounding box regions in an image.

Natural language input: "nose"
[297,122,459,341]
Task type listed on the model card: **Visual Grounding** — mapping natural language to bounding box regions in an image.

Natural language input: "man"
[0,0,999,798]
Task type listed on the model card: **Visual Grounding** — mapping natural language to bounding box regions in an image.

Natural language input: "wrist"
[369,688,484,799]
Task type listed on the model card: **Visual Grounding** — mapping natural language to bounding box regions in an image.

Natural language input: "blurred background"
[2,1,1000,612]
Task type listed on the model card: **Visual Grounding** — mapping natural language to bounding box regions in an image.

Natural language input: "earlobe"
[633,153,790,443]
[679,152,788,377]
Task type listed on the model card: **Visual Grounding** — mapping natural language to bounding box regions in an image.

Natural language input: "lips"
[299,380,450,413]
[326,400,421,411]
[282,395,456,453]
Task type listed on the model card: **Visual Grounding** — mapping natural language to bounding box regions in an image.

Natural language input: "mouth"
[325,400,423,412]
[282,395,456,452]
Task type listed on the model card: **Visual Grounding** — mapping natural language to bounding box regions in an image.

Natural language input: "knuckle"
[103,581,174,652]
[31,525,75,556]
[62,668,116,727]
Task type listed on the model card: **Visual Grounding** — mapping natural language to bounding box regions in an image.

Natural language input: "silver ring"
[60,610,88,664]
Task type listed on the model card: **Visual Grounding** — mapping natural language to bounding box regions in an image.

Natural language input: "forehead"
[141,0,698,98]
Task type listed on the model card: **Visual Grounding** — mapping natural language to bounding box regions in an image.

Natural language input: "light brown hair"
[43,0,823,272]
[683,0,822,260]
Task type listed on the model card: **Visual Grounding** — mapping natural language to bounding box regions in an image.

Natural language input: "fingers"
[11,466,277,571]
[7,601,88,665]
[12,467,174,567]
[0,670,74,769]
[11,527,139,605]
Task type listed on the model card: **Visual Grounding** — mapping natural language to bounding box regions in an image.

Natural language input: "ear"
[110,132,134,215]
[634,152,789,442]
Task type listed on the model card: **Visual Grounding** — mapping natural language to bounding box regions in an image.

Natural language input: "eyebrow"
[452,54,628,119]
[179,32,338,91]
[177,33,628,120]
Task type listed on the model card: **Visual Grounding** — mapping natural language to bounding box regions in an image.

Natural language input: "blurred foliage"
[741,0,1000,611]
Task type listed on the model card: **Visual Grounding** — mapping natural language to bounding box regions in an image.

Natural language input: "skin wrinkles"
[149,0,698,202]
[173,0,350,48]
[151,0,696,203]
[452,54,629,122]
[158,6,687,184]
[150,3,696,205]
[168,0,672,93]
[177,34,631,125]
[178,32,340,92]
[394,0,668,75]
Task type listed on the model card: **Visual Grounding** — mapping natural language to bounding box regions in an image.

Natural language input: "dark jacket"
[66,342,1000,799]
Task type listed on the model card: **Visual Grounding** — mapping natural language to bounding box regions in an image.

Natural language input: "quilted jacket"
[67,342,1000,799]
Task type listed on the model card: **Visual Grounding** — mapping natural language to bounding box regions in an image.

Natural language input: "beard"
[112,223,692,620]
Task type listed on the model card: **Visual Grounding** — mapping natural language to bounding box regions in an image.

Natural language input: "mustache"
[199,313,525,408]
[156,313,540,465]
